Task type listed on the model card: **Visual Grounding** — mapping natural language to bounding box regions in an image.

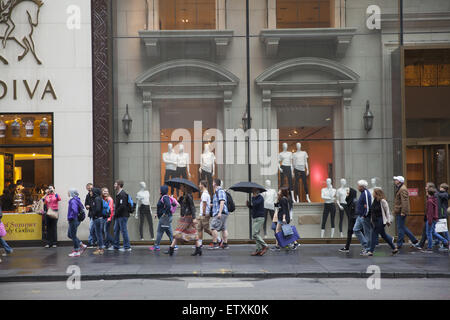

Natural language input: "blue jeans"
[369,217,395,252]
[353,216,372,250]
[88,218,97,245]
[113,217,130,249]
[67,219,81,250]
[155,215,173,247]
[426,221,448,249]
[104,220,114,248]
[0,237,12,254]
[396,215,417,247]
[93,218,105,249]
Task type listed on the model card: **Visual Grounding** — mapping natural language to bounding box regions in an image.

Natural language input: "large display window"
[0,113,53,215]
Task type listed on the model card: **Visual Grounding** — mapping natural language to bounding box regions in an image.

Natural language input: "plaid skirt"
[173,216,198,242]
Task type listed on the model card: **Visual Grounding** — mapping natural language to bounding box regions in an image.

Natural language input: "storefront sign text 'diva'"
[0,79,57,100]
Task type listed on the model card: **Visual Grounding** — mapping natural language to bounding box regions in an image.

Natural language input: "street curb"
[1,271,449,283]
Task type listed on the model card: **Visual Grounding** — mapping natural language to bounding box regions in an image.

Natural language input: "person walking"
[110,180,131,252]
[150,185,176,252]
[67,189,87,257]
[274,187,299,250]
[85,183,97,248]
[167,185,201,256]
[102,188,115,250]
[424,188,449,253]
[247,188,268,256]
[393,176,419,249]
[436,183,449,248]
[363,188,398,256]
[90,188,105,255]
[353,180,372,255]
[43,185,61,248]
[339,187,358,253]
[197,180,213,249]
[0,202,13,260]
[417,182,436,250]
[209,179,229,250]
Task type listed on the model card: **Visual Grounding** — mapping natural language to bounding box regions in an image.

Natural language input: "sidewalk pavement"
[0,244,448,282]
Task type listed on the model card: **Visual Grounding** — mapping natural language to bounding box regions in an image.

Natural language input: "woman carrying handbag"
[43,185,61,248]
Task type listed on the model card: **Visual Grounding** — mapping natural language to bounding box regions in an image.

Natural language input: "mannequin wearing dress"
[336,178,349,238]
[321,178,337,238]
[136,182,154,240]
[199,144,215,196]
[261,180,277,238]
[293,143,311,203]
[278,143,295,201]
[163,143,178,194]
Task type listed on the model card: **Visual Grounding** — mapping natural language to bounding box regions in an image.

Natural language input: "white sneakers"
[68,251,80,257]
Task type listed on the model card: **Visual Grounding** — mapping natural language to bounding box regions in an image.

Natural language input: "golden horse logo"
[0,0,44,65]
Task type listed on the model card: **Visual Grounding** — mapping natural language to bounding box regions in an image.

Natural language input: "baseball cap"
[393,176,405,183]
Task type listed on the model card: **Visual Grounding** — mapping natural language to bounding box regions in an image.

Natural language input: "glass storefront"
[111,0,449,240]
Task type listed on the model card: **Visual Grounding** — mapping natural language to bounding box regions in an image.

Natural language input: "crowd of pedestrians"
[0,175,448,260]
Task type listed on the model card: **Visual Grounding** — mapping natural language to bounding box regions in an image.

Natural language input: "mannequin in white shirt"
[321,178,337,238]
[336,178,349,238]
[261,179,277,238]
[278,143,295,201]
[136,182,154,240]
[199,144,215,196]
[163,143,178,194]
[176,144,191,179]
[293,143,311,203]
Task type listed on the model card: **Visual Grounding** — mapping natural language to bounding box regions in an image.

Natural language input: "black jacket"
[275,196,291,224]
[346,188,358,218]
[85,192,95,218]
[115,189,130,218]
[248,194,265,219]
[90,188,103,219]
[179,193,196,219]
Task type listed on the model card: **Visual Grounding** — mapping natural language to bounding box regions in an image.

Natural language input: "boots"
[191,246,202,256]
[169,246,175,256]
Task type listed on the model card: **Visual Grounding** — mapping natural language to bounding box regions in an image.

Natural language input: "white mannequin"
[199,144,215,175]
[135,182,150,219]
[163,143,178,171]
[261,180,278,239]
[336,178,349,238]
[293,143,311,203]
[368,178,378,203]
[177,144,191,178]
[321,178,337,238]
[278,143,295,201]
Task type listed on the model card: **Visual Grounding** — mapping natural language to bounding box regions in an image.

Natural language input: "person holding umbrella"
[247,188,269,256]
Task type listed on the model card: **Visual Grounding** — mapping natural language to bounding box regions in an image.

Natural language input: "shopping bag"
[275,225,300,247]
[0,222,7,237]
[435,219,448,233]
[281,223,294,237]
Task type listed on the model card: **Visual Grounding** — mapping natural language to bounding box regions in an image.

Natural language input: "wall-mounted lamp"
[242,110,251,131]
[122,104,133,136]
[363,100,374,133]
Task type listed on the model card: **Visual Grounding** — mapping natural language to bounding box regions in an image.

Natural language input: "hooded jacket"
[157,185,172,218]
[90,188,103,219]
[67,189,84,221]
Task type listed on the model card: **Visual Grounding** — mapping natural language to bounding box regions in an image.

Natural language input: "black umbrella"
[165,178,200,193]
[229,181,266,193]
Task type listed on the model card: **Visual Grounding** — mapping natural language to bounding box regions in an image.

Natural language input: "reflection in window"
[159,0,216,30]
[277,0,332,29]
[405,49,450,87]
[0,113,53,214]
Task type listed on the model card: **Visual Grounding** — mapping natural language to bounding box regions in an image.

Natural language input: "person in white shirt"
[261,180,277,238]
[197,180,213,248]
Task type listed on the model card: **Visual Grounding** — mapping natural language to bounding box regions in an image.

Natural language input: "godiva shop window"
[0,113,53,214]
[159,0,216,30]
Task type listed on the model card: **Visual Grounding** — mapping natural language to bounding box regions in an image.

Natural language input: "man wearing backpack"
[110,180,132,252]
[210,179,229,250]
